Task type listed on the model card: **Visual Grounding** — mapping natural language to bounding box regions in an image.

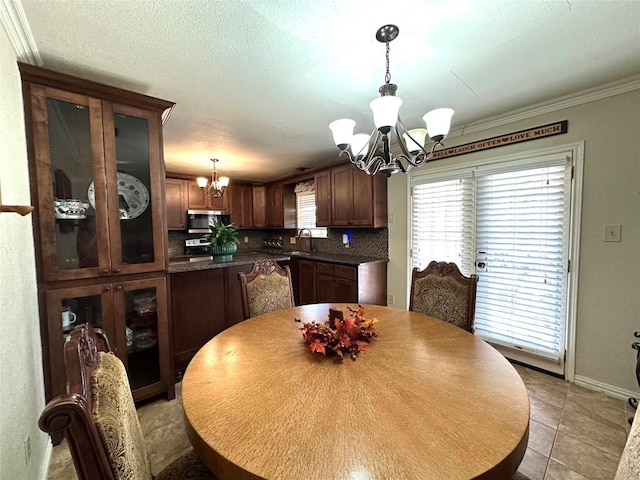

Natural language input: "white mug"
[62,306,76,330]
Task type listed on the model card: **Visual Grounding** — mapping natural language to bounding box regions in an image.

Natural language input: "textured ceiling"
[18,0,640,182]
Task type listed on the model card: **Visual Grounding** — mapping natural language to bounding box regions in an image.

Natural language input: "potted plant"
[203,219,239,262]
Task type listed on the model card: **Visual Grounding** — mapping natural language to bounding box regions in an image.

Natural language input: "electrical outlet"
[388,293,396,305]
[290,237,297,244]
[389,212,396,223]
[24,435,31,464]
[244,236,249,243]
[604,224,621,242]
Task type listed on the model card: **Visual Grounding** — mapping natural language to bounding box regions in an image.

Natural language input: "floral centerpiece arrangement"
[295,305,378,360]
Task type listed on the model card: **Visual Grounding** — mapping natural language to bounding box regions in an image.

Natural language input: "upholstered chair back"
[239,260,295,319]
[409,261,479,332]
[38,323,216,480]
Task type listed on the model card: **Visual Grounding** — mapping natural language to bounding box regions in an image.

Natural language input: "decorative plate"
[88,172,150,220]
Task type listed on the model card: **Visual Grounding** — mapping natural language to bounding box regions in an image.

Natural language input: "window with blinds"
[411,154,572,366]
[296,191,327,238]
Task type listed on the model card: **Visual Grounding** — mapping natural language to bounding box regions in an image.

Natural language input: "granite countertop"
[167,250,388,274]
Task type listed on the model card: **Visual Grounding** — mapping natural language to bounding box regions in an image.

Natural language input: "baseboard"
[39,440,52,480]
[574,375,639,401]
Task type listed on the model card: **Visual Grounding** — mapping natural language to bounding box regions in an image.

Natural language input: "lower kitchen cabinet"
[44,275,173,403]
[223,264,255,329]
[170,269,226,376]
[295,259,387,306]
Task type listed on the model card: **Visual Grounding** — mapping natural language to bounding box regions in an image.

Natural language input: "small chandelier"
[196,158,230,198]
[329,25,454,176]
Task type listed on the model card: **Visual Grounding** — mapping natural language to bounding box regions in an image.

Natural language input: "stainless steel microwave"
[187,210,231,234]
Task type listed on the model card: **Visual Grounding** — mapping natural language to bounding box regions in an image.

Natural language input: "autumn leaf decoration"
[295,305,378,360]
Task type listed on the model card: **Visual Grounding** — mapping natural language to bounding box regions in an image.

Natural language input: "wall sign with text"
[431,120,569,160]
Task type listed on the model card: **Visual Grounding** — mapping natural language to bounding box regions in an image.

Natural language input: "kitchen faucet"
[297,228,314,252]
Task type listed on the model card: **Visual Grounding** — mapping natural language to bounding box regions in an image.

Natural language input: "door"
[103,103,166,275]
[411,152,574,374]
[45,284,116,400]
[112,276,170,400]
[331,166,352,226]
[314,171,332,226]
[166,178,187,230]
[297,260,317,305]
[30,85,111,282]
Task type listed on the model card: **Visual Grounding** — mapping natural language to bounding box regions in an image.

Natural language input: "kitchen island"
[167,250,387,378]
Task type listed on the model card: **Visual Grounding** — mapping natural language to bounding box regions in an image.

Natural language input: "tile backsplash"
[168,228,388,259]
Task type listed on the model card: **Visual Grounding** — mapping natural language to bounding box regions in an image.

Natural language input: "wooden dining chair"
[409,260,479,333]
[238,259,295,319]
[38,323,217,480]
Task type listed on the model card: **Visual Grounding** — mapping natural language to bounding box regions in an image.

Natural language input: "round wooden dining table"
[182,304,529,480]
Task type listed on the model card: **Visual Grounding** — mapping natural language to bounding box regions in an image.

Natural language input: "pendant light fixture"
[197,158,230,198]
[329,25,454,176]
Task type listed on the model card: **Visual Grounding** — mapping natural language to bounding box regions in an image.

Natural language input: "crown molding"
[0,0,41,64]
[448,75,640,139]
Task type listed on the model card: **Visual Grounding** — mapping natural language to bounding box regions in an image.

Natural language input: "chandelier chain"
[385,41,391,84]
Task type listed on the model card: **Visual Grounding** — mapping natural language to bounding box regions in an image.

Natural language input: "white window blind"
[411,176,475,275]
[411,155,571,364]
[296,191,327,238]
[474,164,568,360]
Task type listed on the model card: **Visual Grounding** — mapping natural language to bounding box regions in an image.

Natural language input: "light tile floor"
[47,364,634,480]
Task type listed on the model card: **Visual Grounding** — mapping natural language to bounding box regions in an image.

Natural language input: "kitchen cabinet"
[331,164,387,227]
[252,185,267,228]
[316,262,358,303]
[170,269,226,376]
[295,258,387,306]
[20,63,174,405]
[166,178,188,230]
[266,182,284,228]
[314,170,332,227]
[296,259,317,305]
[230,182,253,228]
[224,264,255,328]
[45,276,171,402]
[187,179,230,212]
[314,164,387,228]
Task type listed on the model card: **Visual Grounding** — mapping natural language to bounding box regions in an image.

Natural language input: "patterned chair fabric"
[92,352,152,479]
[239,260,295,319]
[409,261,479,332]
[38,323,217,480]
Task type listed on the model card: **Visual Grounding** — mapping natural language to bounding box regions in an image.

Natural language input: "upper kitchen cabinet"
[252,185,267,228]
[20,63,174,282]
[314,170,332,227]
[229,182,253,228]
[265,182,285,228]
[315,164,387,228]
[187,179,230,212]
[165,178,188,230]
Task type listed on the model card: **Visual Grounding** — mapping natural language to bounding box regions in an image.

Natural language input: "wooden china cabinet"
[19,63,176,407]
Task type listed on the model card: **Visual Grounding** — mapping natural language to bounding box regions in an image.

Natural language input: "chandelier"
[329,25,454,176]
[196,158,229,198]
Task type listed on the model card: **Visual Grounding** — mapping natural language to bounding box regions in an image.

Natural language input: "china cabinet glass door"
[113,277,169,396]
[45,284,116,399]
[32,86,110,281]
[103,103,165,274]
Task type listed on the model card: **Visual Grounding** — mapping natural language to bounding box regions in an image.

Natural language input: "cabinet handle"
[104,286,112,292]
[113,268,121,274]
[115,285,123,291]
[101,268,110,275]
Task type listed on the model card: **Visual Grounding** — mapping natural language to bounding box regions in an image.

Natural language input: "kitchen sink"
[287,251,311,257]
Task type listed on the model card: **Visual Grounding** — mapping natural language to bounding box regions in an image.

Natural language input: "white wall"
[387,87,640,394]
[0,24,49,480]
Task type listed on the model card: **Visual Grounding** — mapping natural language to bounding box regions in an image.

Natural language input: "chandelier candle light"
[329,25,454,176]
[197,158,230,198]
